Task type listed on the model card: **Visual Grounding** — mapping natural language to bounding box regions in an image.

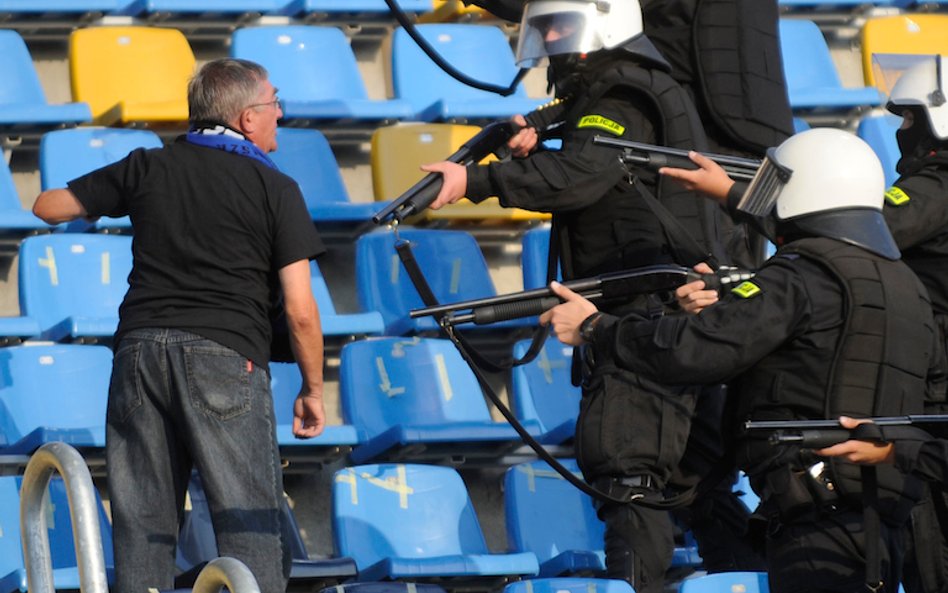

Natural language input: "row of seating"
[0,0,435,19]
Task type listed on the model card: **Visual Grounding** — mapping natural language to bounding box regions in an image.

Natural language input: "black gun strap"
[861,465,884,593]
[631,181,720,270]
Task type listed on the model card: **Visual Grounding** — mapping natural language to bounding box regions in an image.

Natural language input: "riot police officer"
[540,128,944,593]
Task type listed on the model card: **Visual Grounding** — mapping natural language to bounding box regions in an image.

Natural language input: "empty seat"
[0,156,55,239]
[861,14,948,89]
[856,113,902,187]
[0,344,111,457]
[370,123,547,222]
[678,571,770,593]
[355,227,534,335]
[231,26,414,126]
[419,0,489,22]
[391,24,547,121]
[778,19,882,110]
[332,463,539,582]
[299,0,432,17]
[126,0,302,17]
[339,337,539,464]
[502,578,633,593]
[309,260,385,338]
[269,127,390,226]
[17,234,131,342]
[505,460,606,577]
[0,30,91,134]
[520,224,557,290]
[39,127,163,232]
[69,26,194,126]
[0,475,114,593]
[510,337,579,445]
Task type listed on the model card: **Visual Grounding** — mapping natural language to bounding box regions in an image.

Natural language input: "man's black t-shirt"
[68,137,325,369]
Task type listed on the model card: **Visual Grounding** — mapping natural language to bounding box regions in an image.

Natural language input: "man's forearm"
[32,188,88,224]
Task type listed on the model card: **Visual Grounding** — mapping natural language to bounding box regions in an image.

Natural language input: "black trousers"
[599,500,674,593]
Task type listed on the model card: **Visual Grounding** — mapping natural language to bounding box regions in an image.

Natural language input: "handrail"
[192,557,262,593]
[20,441,108,593]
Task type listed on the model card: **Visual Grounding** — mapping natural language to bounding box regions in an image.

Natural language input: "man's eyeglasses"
[246,97,283,111]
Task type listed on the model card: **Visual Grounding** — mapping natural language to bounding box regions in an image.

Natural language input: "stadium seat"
[231,26,414,126]
[856,113,902,187]
[308,260,385,338]
[678,571,770,593]
[176,472,357,591]
[503,579,633,593]
[777,0,901,7]
[419,0,489,22]
[861,14,948,89]
[733,471,761,514]
[520,224,557,290]
[269,360,361,467]
[778,19,882,110]
[298,0,432,17]
[69,26,194,126]
[332,463,539,582]
[0,157,55,239]
[339,337,540,464]
[0,344,111,457]
[510,337,579,445]
[505,460,606,577]
[269,127,389,226]
[391,24,547,121]
[17,234,131,342]
[39,127,163,232]
[0,475,114,593]
[370,123,547,222]
[355,227,534,335]
[0,0,128,13]
[0,30,91,134]
[125,0,302,17]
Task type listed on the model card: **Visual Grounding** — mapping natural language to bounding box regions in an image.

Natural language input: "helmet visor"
[736,148,794,218]
[873,53,944,110]
[516,1,599,67]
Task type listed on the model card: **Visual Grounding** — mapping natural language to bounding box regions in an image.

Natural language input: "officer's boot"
[601,501,674,593]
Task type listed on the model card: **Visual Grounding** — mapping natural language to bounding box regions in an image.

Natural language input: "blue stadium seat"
[0,30,91,134]
[0,475,114,593]
[176,472,357,591]
[510,337,579,445]
[299,0,432,16]
[521,224,558,290]
[356,227,534,335]
[39,127,163,232]
[332,463,539,582]
[0,0,127,12]
[0,344,111,457]
[270,127,391,225]
[231,26,414,125]
[322,584,450,593]
[505,460,606,577]
[391,24,547,121]
[339,337,540,464]
[125,0,302,16]
[778,19,882,110]
[503,578,633,593]
[678,572,769,593]
[17,234,131,342]
[856,113,901,187]
[269,360,361,466]
[778,0,901,6]
[309,261,385,338]
[734,471,761,514]
[0,157,54,239]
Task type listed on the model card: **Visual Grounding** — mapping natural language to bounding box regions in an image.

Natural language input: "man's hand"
[420,161,467,209]
[508,114,538,158]
[676,262,719,315]
[660,151,735,204]
[293,389,325,439]
[539,281,599,346]
[815,416,895,465]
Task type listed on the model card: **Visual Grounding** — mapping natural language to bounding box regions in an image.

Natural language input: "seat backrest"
[0,344,112,447]
[778,19,843,91]
[504,460,604,563]
[0,30,49,107]
[355,228,497,334]
[0,159,22,212]
[861,14,948,88]
[69,26,194,122]
[856,113,901,187]
[503,579,633,593]
[520,224,559,290]
[332,463,489,568]
[231,26,369,103]
[370,123,484,201]
[678,572,770,593]
[510,337,579,441]
[339,337,494,437]
[40,127,163,190]
[18,234,132,333]
[309,260,340,316]
[270,128,352,208]
[391,24,529,114]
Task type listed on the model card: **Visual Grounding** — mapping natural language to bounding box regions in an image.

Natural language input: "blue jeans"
[106,328,290,593]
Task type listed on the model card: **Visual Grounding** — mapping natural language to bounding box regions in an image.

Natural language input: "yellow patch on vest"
[731,281,762,299]
[577,115,626,136]
[884,186,911,207]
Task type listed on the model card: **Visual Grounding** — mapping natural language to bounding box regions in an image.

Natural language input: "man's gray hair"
[188,58,269,125]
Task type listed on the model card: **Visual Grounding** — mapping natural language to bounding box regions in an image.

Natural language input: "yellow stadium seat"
[419,0,490,22]
[69,26,194,127]
[370,123,549,222]
[861,14,948,89]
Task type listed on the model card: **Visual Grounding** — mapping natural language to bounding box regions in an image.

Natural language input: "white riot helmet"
[515,0,652,67]
[737,128,899,259]
[874,53,948,140]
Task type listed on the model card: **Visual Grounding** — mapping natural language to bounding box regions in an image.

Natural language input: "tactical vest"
[740,238,933,517]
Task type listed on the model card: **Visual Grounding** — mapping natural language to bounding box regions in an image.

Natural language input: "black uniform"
[583,237,942,593]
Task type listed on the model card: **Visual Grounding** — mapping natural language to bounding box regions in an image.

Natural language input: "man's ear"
[236,107,255,136]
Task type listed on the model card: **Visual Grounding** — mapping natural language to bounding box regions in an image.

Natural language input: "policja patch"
[731,281,762,299]
[577,115,626,136]
[884,187,910,207]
